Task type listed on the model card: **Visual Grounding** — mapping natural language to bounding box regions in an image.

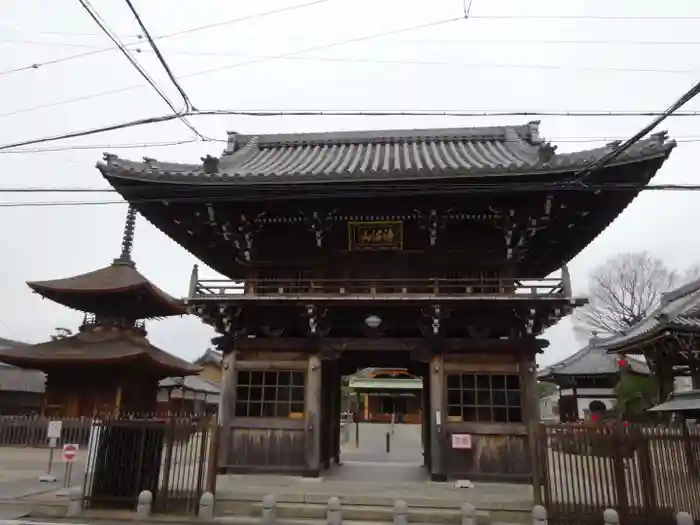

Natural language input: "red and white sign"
[451,434,473,449]
[62,443,79,462]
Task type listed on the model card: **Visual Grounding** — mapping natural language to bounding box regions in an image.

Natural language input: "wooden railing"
[190,277,567,299]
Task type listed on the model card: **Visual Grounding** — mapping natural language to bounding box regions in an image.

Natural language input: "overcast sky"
[1,0,699,365]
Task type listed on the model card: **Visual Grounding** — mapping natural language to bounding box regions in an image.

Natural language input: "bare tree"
[574,252,679,336]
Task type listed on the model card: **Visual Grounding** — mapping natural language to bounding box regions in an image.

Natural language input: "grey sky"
[1,0,699,365]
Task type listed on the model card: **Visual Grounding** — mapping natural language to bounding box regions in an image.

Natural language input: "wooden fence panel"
[535,423,700,525]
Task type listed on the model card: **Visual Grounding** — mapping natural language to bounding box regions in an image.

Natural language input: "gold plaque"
[348,221,403,251]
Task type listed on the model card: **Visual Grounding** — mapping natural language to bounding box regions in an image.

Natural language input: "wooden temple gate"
[533,423,700,525]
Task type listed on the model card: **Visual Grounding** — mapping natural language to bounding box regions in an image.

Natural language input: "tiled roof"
[538,342,649,379]
[194,348,222,367]
[0,327,201,377]
[97,122,676,184]
[601,278,700,352]
[159,375,220,394]
[27,263,185,319]
[0,337,46,393]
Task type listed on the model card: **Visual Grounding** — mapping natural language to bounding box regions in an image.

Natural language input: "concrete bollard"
[394,499,408,525]
[532,505,547,525]
[327,496,342,525]
[677,512,695,525]
[65,487,83,517]
[461,503,476,525]
[603,508,619,525]
[136,490,153,519]
[198,491,215,521]
[262,494,277,525]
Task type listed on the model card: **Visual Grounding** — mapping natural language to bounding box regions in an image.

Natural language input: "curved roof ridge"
[224,122,540,149]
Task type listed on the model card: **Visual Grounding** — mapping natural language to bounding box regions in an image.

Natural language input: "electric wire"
[0,0,335,77]
[8,105,700,151]
[3,182,700,209]
[123,0,195,111]
[571,78,700,184]
[77,0,204,139]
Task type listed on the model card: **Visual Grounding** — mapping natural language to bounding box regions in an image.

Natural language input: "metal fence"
[82,414,216,516]
[535,423,700,524]
[0,415,92,447]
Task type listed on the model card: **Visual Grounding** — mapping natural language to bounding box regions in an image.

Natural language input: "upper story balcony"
[185,267,577,304]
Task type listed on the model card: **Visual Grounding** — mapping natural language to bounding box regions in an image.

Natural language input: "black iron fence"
[83,414,216,515]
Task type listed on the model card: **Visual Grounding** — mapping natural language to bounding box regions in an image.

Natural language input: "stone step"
[215,518,525,525]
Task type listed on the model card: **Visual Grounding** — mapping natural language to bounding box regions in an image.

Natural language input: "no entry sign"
[62,443,79,462]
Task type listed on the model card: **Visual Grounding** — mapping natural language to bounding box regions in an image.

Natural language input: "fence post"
[677,511,695,525]
[394,499,408,525]
[603,508,619,525]
[199,492,215,521]
[532,505,547,525]
[262,494,277,525]
[327,496,342,525]
[65,487,82,517]
[136,490,153,519]
[461,503,476,525]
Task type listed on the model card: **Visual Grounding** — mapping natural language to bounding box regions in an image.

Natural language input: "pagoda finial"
[113,206,137,266]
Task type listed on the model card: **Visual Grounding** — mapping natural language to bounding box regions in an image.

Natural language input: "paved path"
[341,422,423,464]
[0,447,85,499]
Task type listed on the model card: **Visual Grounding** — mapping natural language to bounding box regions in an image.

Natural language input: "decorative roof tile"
[97,123,676,184]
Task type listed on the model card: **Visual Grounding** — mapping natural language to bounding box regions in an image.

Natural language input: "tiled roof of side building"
[601,277,700,352]
[97,122,676,184]
[538,341,649,380]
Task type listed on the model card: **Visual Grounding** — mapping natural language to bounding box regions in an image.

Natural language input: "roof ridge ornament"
[113,206,137,267]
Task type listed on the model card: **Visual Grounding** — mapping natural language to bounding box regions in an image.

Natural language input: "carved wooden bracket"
[304,304,329,337]
[232,213,265,263]
[302,209,337,248]
[415,208,451,246]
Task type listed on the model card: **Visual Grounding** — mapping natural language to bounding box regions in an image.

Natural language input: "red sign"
[451,434,473,449]
[62,443,79,462]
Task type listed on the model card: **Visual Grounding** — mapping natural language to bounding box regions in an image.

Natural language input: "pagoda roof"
[28,263,185,319]
[97,122,676,186]
[538,342,649,381]
[28,206,185,319]
[0,326,200,377]
[601,278,700,353]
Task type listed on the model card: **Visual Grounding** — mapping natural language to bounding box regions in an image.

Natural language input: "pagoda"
[96,122,675,481]
[538,341,650,422]
[0,207,200,417]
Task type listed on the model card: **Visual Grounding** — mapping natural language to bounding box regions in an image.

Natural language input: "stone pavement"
[340,422,424,465]
[0,447,86,499]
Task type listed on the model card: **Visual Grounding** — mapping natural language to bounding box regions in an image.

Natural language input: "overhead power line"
[8,106,700,151]
[122,0,195,112]
[77,0,205,140]
[3,182,700,209]
[0,0,335,77]
[572,77,700,183]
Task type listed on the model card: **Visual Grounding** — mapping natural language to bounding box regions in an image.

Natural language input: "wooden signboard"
[348,221,403,251]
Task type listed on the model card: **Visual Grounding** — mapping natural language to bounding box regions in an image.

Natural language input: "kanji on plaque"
[451,434,473,449]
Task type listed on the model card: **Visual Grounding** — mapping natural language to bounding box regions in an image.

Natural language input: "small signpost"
[62,443,79,488]
[451,434,473,449]
[39,420,63,482]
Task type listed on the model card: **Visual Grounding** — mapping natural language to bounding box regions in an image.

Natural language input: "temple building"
[349,367,423,423]
[98,122,675,481]
[0,337,44,415]
[538,341,650,422]
[601,278,700,402]
[0,208,200,417]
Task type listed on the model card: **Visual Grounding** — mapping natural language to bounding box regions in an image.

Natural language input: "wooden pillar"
[691,366,700,390]
[655,359,674,402]
[429,355,446,482]
[305,354,322,476]
[217,349,237,471]
[519,350,541,504]
[332,362,342,464]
